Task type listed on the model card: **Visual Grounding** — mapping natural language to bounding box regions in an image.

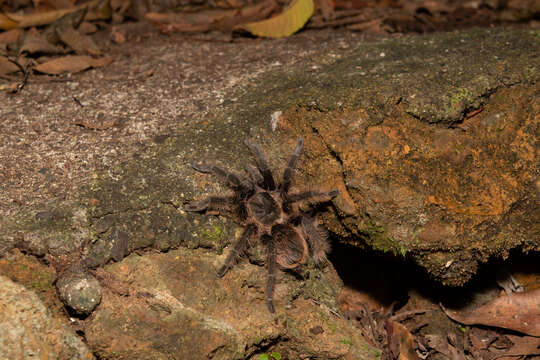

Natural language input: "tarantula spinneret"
[184,137,339,313]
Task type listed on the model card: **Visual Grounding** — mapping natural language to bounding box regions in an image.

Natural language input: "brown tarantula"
[184,138,339,313]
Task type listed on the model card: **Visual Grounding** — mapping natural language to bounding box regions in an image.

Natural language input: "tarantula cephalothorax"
[184,138,339,313]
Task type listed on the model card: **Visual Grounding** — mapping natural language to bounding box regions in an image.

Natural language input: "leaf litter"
[1,0,538,88]
[442,289,540,337]
[334,246,540,359]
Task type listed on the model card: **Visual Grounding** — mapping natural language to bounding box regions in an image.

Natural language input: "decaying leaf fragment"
[386,320,419,360]
[0,0,110,30]
[0,56,20,75]
[34,55,112,75]
[240,0,314,38]
[146,0,276,33]
[442,289,540,337]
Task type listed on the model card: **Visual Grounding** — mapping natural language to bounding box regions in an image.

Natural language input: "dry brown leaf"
[58,27,101,55]
[318,0,336,20]
[78,21,98,34]
[491,334,540,358]
[387,320,419,360]
[0,28,23,44]
[2,0,107,29]
[0,56,20,75]
[442,289,540,337]
[18,32,64,55]
[110,26,126,44]
[34,55,112,74]
[45,0,75,9]
[146,0,276,32]
[425,334,467,360]
[0,13,19,30]
[41,6,87,45]
[146,0,276,33]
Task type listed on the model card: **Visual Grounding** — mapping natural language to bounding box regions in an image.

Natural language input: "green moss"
[362,219,407,257]
[200,222,227,247]
[318,311,338,333]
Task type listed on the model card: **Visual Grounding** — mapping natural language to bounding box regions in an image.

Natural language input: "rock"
[0,275,94,360]
[57,266,102,315]
[84,248,380,359]
[227,27,540,286]
[79,28,538,288]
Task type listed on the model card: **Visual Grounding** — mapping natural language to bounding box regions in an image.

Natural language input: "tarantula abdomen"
[272,223,308,268]
[185,137,339,313]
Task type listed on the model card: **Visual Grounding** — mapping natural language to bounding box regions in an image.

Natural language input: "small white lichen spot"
[270,111,282,131]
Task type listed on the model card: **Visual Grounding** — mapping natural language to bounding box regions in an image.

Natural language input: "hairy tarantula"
[184,138,339,313]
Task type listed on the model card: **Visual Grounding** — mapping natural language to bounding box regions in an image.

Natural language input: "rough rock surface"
[84,248,379,359]
[225,27,540,285]
[0,275,94,360]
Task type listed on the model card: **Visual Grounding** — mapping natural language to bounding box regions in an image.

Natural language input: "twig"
[7,57,31,93]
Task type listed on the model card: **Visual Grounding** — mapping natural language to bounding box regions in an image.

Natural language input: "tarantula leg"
[192,163,252,196]
[184,196,234,214]
[263,234,276,313]
[244,140,276,191]
[285,189,340,205]
[244,164,264,186]
[281,137,304,195]
[217,224,257,277]
[301,216,331,264]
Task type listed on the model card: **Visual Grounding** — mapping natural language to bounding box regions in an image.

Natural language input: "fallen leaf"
[491,334,540,359]
[41,6,87,45]
[442,289,540,337]
[46,0,75,9]
[111,26,126,44]
[18,32,64,55]
[0,28,23,44]
[425,334,466,360]
[1,0,107,29]
[386,320,419,360]
[58,27,101,55]
[78,21,99,34]
[241,0,314,38]
[0,13,18,30]
[34,55,112,74]
[146,0,276,33]
[0,56,20,75]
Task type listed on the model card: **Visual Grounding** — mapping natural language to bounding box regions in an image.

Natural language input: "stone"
[0,275,94,360]
[57,266,102,315]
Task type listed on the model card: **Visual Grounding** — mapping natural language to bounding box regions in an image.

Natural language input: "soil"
[0,25,372,217]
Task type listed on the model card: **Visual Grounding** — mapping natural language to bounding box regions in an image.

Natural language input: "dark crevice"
[330,239,540,310]
[244,335,288,360]
[309,124,344,167]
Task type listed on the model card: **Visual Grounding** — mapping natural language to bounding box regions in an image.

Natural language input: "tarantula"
[184,138,339,313]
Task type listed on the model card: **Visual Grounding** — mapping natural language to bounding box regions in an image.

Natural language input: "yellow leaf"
[0,13,18,30]
[241,0,314,38]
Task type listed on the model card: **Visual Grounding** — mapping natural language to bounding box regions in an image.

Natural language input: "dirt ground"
[0,26,373,217]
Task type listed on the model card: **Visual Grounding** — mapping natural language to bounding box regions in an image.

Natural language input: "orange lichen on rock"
[286,84,538,285]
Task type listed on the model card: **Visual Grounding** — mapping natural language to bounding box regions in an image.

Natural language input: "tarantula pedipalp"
[184,137,339,313]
